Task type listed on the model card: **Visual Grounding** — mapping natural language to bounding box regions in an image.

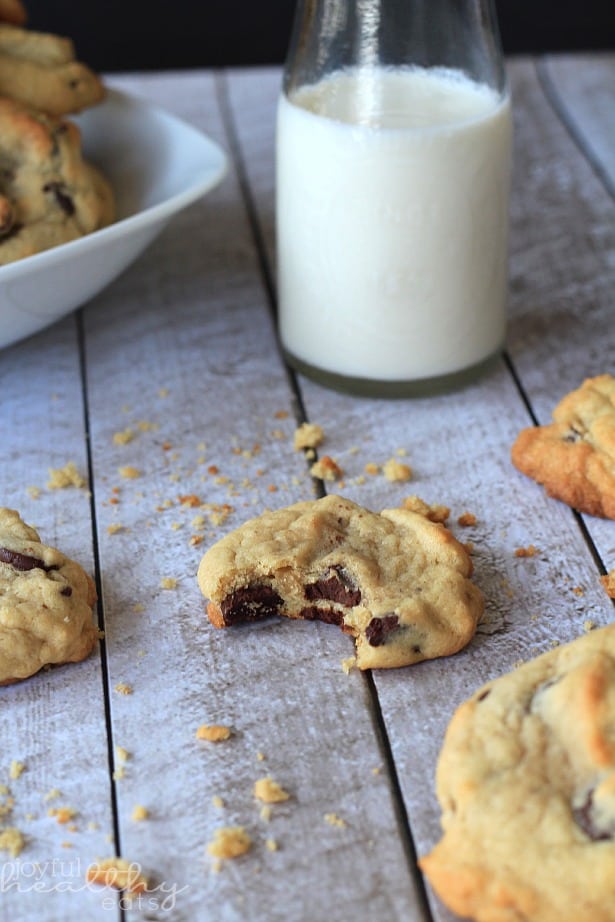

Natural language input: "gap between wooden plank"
[76,309,125,922]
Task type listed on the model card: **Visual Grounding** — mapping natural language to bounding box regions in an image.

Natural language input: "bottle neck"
[283,0,507,96]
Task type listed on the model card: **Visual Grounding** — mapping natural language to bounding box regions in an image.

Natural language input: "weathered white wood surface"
[225,54,615,922]
[0,54,613,922]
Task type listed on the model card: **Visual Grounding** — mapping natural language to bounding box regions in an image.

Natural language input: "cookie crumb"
[47,461,87,490]
[341,656,357,674]
[382,458,412,483]
[583,620,596,632]
[86,857,148,894]
[48,806,76,824]
[107,523,125,535]
[457,512,477,527]
[514,544,540,558]
[160,578,178,590]
[253,777,290,804]
[265,838,278,852]
[600,571,615,598]
[114,683,133,695]
[112,429,134,446]
[259,805,272,822]
[212,796,225,809]
[118,466,141,479]
[9,761,25,780]
[401,495,450,523]
[178,494,201,507]
[324,812,347,828]
[206,826,252,860]
[196,724,232,742]
[0,827,25,857]
[131,805,149,822]
[310,456,343,481]
[294,422,324,451]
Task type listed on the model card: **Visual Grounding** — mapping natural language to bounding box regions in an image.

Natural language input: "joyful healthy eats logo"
[0,858,188,911]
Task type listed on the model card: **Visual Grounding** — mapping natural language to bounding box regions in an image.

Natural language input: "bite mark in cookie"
[197,495,483,669]
[511,374,615,519]
[420,624,615,922]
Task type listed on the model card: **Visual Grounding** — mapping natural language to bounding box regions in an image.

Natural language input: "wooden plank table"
[0,53,613,921]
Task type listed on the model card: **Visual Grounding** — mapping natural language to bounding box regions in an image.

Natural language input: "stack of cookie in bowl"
[0,0,115,265]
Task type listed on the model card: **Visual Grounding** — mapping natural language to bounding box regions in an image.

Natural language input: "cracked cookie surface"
[0,507,98,684]
[511,374,615,519]
[197,494,483,669]
[420,623,615,922]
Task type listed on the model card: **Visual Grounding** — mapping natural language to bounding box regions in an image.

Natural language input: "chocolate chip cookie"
[0,508,98,684]
[420,624,615,922]
[197,495,484,669]
[0,0,25,25]
[512,374,615,519]
[0,95,115,266]
[0,23,104,116]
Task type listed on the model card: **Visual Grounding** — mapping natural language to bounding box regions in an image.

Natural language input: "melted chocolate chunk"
[0,546,55,572]
[43,181,75,216]
[365,614,399,647]
[0,221,22,241]
[220,584,283,625]
[573,791,615,842]
[60,586,73,597]
[300,605,344,627]
[305,565,361,607]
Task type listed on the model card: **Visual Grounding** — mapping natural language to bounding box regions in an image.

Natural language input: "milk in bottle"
[276,0,512,396]
[276,66,512,387]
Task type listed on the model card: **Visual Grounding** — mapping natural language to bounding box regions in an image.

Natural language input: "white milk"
[276,66,512,384]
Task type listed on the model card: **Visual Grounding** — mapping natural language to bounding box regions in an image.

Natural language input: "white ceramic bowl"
[0,89,228,349]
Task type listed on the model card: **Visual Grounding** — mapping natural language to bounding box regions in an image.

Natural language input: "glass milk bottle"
[276,0,512,396]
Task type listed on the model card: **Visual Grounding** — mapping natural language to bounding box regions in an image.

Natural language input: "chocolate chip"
[220,584,283,625]
[305,565,361,607]
[300,605,344,627]
[43,181,75,216]
[0,546,55,572]
[60,586,72,597]
[476,688,491,702]
[573,790,615,841]
[365,615,399,647]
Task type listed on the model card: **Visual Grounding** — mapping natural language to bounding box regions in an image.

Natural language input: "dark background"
[23,1,615,72]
